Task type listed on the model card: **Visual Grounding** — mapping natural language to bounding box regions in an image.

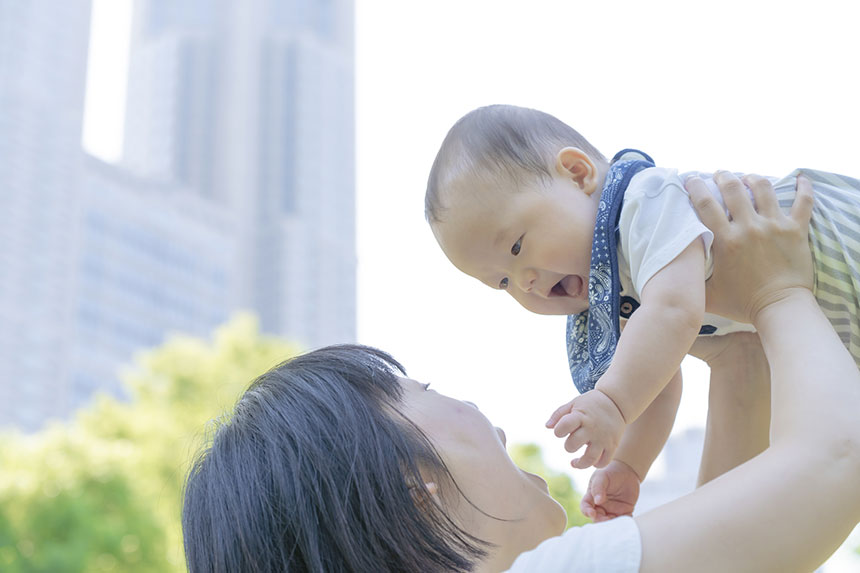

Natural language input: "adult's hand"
[685,172,814,324]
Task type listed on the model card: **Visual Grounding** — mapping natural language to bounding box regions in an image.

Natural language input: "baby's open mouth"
[550,275,583,298]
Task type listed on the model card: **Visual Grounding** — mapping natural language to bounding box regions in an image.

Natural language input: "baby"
[426,104,860,516]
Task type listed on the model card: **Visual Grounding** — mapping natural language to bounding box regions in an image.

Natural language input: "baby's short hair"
[425,104,605,223]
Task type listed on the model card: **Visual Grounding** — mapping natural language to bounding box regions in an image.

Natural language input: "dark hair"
[425,104,606,223]
[182,344,489,572]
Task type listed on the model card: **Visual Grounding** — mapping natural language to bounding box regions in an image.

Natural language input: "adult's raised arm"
[636,172,860,572]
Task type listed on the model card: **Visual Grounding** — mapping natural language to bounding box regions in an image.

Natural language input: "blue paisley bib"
[566,149,654,393]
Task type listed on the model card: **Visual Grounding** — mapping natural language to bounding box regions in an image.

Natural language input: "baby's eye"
[511,236,522,256]
[499,277,509,289]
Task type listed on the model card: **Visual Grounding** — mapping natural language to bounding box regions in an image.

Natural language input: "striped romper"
[774,168,860,365]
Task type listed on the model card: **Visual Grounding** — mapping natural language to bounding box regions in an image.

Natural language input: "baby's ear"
[555,147,599,194]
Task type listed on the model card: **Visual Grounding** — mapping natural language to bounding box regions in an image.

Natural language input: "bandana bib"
[567,149,655,393]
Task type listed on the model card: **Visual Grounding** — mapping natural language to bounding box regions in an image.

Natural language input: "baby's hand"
[580,460,641,522]
[546,389,625,469]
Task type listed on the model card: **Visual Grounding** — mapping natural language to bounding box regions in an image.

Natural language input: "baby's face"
[432,174,601,315]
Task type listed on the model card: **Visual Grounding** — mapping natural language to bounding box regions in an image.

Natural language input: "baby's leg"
[695,333,770,486]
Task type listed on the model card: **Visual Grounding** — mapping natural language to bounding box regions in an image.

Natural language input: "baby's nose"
[515,269,537,293]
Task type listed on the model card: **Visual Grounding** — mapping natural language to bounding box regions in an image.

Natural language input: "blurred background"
[1,0,858,570]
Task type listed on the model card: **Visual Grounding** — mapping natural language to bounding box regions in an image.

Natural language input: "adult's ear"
[409,481,440,511]
[555,147,600,195]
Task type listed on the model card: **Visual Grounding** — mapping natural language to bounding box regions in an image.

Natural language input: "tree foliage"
[0,316,586,570]
[0,314,299,572]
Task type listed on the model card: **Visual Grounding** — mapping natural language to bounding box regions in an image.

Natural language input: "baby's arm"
[582,370,682,521]
[612,368,682,479]
[550,239,706,468]
[599,238,705,427]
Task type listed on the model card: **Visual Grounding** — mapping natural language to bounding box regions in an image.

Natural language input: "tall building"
[0,0,356,431]
[122,0,356,345]
[0,0,93,429]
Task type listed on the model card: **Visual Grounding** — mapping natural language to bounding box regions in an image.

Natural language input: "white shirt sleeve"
[618,167,715,297]
[505,516,641,573]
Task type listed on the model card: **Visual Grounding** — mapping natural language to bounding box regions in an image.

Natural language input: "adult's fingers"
[686,175,730,235]
[713,171,755,224]
[791,174,815,227]
[743,174,780,217]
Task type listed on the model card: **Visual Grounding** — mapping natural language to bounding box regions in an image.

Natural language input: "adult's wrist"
[750,287,817,331]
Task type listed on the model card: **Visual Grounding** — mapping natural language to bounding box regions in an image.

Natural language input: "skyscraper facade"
[0,0,356,431]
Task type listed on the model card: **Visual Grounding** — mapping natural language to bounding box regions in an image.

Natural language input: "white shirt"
[618,166,755,335]
[505,516,641,572]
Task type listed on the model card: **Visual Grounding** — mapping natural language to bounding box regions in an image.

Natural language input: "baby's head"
[425,105,609,316]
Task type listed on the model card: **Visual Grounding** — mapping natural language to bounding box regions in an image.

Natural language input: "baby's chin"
[517,297,588,316]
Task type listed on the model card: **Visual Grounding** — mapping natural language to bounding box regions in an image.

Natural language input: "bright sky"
[355,0,860,462]
[84,0,860,568]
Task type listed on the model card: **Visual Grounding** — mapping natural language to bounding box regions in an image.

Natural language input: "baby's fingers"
[589,471,609,506]
[553,412,583,438]
[572,443,603,470]
[545,399,575,428]
[580,492,597,519]
[592,509,614,523]
[563,427,589,453]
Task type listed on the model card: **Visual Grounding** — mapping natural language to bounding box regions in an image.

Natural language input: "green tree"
[509,443,589,529]
[0,314,300,572]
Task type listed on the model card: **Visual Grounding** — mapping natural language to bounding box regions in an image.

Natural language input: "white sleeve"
[619,168,714,296]
[505,516,641,573]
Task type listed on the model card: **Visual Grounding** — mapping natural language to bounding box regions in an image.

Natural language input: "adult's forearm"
[756,289,860,446]
[638,291,860,572]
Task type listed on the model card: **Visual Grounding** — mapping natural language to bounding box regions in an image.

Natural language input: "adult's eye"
[499,277,509,289]
[511,236,522,256]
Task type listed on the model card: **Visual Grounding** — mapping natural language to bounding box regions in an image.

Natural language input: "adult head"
[182,344,564,572]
